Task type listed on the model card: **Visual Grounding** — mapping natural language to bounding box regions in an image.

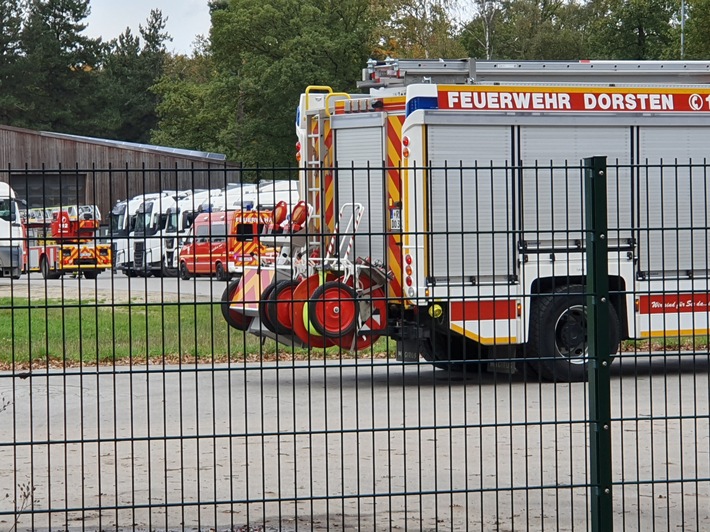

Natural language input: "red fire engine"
[26,205,112,279]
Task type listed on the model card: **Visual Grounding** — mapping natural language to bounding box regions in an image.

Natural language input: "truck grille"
[134,241,145,269]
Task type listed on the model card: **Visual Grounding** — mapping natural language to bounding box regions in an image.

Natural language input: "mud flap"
[396,338,424,362]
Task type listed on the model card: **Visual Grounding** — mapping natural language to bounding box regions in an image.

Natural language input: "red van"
[179,210,273,281]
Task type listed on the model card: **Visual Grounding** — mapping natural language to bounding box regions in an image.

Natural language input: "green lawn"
[0,298,391,368]
[5,297,694,370]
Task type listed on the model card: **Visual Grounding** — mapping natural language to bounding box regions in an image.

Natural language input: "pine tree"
[99,9,172,142]
[0,0,25,124]
[17,0,103,132]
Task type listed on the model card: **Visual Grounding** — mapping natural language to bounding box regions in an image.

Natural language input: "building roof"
[0,124,227,163]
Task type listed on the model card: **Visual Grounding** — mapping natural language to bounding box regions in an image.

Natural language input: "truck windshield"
[133,203,155,235]
[0,199,17,222]
[158,213,169,232]
[182,211,196,231]
[110,212,127,236]
[166,211,178,233]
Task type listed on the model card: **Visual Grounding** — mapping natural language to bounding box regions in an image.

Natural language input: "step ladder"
[303,111,325,254]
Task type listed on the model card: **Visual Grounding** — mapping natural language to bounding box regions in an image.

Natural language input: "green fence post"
[584,155,613,532]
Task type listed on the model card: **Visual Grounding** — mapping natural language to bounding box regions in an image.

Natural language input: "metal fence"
[1,158,709,531]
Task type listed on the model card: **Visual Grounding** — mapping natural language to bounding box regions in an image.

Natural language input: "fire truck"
[26,205,112,279]
[227,59,710,380]
[178,209,274,281]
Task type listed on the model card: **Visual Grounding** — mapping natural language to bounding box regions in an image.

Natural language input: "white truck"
[113,192,172,276]
[242,180,300,211]
[129,193,177,276]
[0,182,24,279]
[124,188,227,277]
[110,194,152,274]
[261,58,710,381]
[202,183,258,212]
[162,189,215,276]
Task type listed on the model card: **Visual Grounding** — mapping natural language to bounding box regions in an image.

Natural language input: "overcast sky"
[84,0,211,55]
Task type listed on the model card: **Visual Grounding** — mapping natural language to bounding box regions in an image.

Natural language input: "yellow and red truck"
[26,205,112,279]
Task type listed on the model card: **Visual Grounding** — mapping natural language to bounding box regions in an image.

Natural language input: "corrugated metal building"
[0,125,242,217]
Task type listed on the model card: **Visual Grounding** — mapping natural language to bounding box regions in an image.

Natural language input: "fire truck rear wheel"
[179,262,191,281]
[40,256,61,280]
[526,284,620,382]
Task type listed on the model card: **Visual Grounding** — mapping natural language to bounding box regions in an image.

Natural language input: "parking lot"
[2,348,709,530]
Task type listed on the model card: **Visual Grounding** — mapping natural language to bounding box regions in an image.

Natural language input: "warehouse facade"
[0,125,242,217]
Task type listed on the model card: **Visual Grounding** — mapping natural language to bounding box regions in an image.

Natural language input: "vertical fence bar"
[584,156,613,531]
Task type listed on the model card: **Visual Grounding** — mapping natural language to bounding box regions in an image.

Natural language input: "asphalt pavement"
[1,356,708,530]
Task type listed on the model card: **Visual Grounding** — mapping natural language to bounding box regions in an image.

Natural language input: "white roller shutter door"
[518,126,633,250]
[427,125,514,281]
[333,127,386,262]
[638,126,710,275]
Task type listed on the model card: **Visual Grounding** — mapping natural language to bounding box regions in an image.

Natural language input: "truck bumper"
[0,245,22,277]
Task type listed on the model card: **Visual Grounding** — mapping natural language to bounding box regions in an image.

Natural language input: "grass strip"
[0,298,391,369]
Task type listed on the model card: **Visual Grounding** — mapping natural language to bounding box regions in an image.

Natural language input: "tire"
[179,261,191,281]
[11,267,21,280]
[267,280,301,336]
[123,268,137,277]
[82,270,99,280]
[215,262,230,282]
[308,281,359,338]
[526,284,620,382]
[220,277,252,331]
[161,261,177,277]
[421,329,486,373]
[258,283,279,333]
[40,256,61,280]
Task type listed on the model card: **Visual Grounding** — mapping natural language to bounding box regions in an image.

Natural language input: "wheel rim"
[291,274,333,348]
[554,304,587,364]
[331,274,386,350]
[311,283,358,337]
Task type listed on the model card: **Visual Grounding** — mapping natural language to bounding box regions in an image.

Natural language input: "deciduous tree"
[204,0,378,164]
[379,0,466,59]
[151,47,233,155]
[680,0,710,58]
[585,0,675,59]
[462,0,590,60]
